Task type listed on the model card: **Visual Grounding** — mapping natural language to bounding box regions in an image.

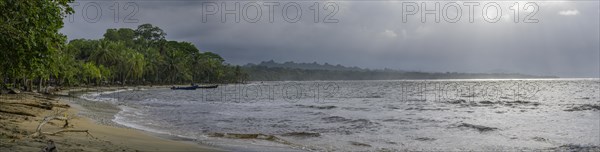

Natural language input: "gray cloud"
[61,1,600,78]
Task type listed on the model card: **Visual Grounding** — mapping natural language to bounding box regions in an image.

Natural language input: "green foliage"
[61,24,245,85]
[0,0,244,89]
[104,28,135,47]
[1,0,74,88]
[2,22,246,88]
[135,23,166,45]
[82,62,101,83]
[104,28,135,42]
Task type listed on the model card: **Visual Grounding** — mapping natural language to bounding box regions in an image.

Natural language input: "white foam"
[79,89,132,103]
[112,105,171,135]
[112,105,201,141]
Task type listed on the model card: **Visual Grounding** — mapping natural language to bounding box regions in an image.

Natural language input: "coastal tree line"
[60,24,248,86]
[243,61,557,81]
[1,0,247,92]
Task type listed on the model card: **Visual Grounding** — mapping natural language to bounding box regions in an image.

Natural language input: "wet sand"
[0,91,223,152]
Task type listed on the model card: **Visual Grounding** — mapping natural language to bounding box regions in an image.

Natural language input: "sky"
[60,0,600,78]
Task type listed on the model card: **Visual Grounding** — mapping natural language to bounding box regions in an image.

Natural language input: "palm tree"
[89,40,117,66]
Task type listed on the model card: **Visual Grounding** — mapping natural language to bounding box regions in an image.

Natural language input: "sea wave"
[80,89,196,140]
[79,89,132,103]
[112,105,171,135]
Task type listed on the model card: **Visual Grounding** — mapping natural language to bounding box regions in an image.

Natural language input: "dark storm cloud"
[61,1,600,77]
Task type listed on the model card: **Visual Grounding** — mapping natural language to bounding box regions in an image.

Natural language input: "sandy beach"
[0,90,223,152]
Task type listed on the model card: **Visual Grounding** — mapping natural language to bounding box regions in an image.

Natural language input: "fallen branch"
[45,129,93,138]
[53,103,70,108]
[31,115,67,137]
[33,95,58,101]
[0,109,36,117]
[1,95,69,110]
[5,102,54,110]
[30,108,72,137]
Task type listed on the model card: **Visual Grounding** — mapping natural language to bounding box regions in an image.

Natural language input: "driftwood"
[33,95,58,101]
[31,115,68,137]
[8,102,53,110]
[9,88,20,94]
[46,129,93,137]
[30,109,95,152]
[0,109,36,117]
[53,103,70,108]
[30,108,88,138]
[2,101,70,111]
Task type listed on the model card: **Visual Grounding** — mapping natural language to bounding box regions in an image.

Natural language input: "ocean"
[77,79,600,151]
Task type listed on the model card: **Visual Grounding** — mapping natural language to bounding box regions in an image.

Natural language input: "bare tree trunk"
[22,78,27,91]
[121,75,126,86]
[38,77,43,93]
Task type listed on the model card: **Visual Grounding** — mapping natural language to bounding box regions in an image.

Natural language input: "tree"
[89,40,118,66]
[81,62,101,84]
[50,43,79,85]
[104,28,135,47]
[142,47,164,83]
[135,24,166,44]
[123,49,145,83]
[68,39,98,60]
[0,0,74,89]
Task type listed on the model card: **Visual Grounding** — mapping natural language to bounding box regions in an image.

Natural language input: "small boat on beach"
[170,84,218,90]
[197,85,218,89]
[170,86,197,90]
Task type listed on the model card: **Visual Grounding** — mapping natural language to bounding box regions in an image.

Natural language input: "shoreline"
[64,86,227,151]
[0,88,225,151]
[67,86,312,152]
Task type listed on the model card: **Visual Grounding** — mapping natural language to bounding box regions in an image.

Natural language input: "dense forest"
[65,25,247,85]
[246,60,366,71]
[243,61,557,81]
[1,1,247,92]
[2,24,249,91]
